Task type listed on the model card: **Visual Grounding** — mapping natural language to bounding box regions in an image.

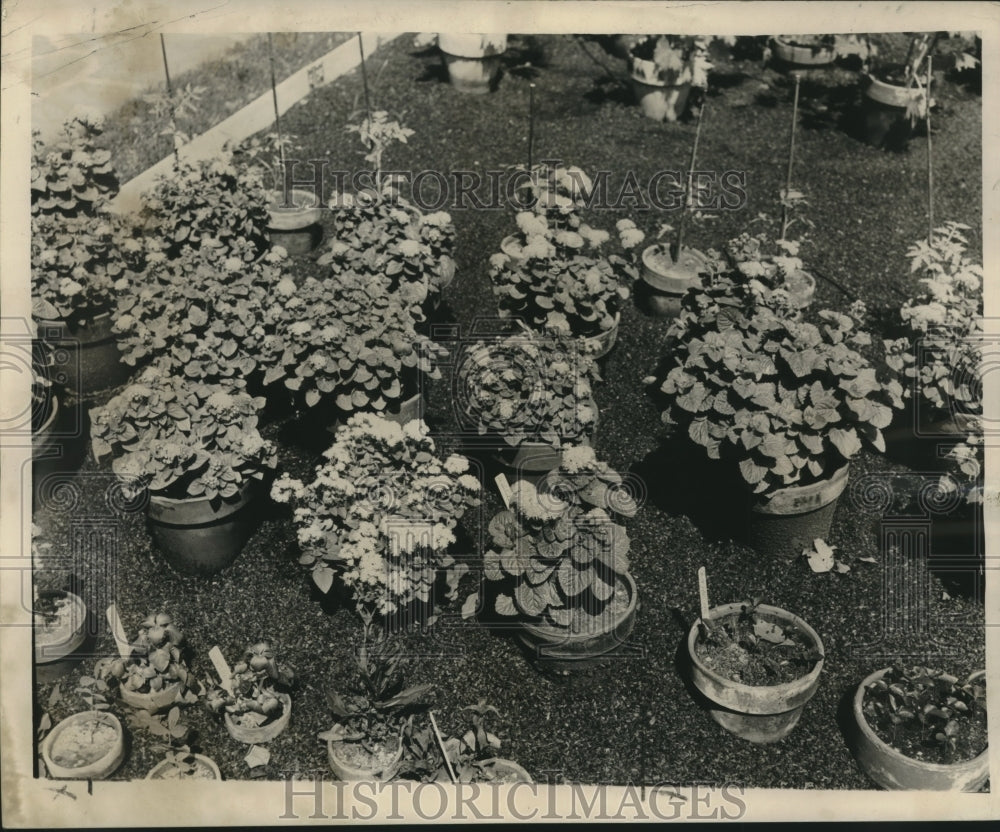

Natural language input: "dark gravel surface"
[33,33,984,790]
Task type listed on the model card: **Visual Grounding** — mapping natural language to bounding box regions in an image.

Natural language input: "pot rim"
[146,752,222,780]
[519,570,638,641]
[327,723,405,774]
[752,462,850,516]
[147,476,259,514]
[687,602,825,697]
[224,690,292,738]
[33,391,60,438]
[34,589,87,659]
[268,188,323,230]
[852,667,989,773]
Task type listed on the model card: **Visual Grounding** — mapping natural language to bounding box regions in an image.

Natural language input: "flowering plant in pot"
[271,413,480,621]
[687,597,825,744]
[147,745,222,780]
[489,214,644,350]
[851,665,988,790]
[31,118,132,396]
[456,332,601,473]
[90,366,276,574]
[259,272,447,424]
[624,35,725,121]
[645,277,904,556]
[725,228,816,310]
[464,446,639,669]
[113,239,287,388]
[96,612,198,712]
[319,201,456,317]
[206,641,296,744]
[768,34,838,67]
[860,33,937,149]
[437,33,508,93]
[402,700,532,783]
[319,616,433,781]
[134,150,271,263]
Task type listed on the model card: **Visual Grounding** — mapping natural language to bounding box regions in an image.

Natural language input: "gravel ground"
[33,33,985,789]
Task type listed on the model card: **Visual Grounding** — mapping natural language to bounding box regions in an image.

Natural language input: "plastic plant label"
[495,473,513,508]
[208,646,234,695]
[106,604,132,659]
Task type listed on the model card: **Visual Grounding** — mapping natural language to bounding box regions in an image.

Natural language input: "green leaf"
[739,458,768,486]
[461,592,479,620]
[495,593,517,616]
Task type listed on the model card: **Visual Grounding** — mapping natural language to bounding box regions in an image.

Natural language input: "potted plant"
[319,616,433,781]
[625,35,717,121]
[402,700,532,783]
[769,34,837,67]
[437,34,508,93]
[32,524,88,683]
[206,641,296,744]
[726,229,816,311]
[687,598,825,744]
[271,413,480,621]
[40,676,126,780]
[113,238,287,389]
[850,665,988,790]
[859,33,935,150]
[456,332,602,474]
[31,117,132,398]
[883,222,982,439]
[464,446,639,670]
[639,223,720,319]
[147,747,222,780]
[645,276,904,556]
[96,611,197,713]
[259,271,447,428]
[89,366,277,574]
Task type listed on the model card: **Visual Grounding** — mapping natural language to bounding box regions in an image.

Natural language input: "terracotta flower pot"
[41,711,125,780]
[35,312,130,400]
[327,728,404,781]
[119,680,184,714]
[147,479,260,576]
[687,603,824,744]
[516,571,638,671]
[639,244,708,318]
[147,753,222,780]
[581,313,620,359]
[34,590,88,683]
[770,37,836,67]
[747,463,850,558]
[438,34,507,93]
[493,406,597,477]
[224,692,292,744]
[627,55,692,121]
[861,72,926,150]
[267,188,323,255]
[784,269,816,309]
[850,668,989,791]
[481,758,533,783]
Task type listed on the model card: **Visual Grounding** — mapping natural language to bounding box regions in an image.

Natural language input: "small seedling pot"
[516,571,638,671]
[147,479,260,576]
[639,244,708,318]
[147,753,222,780]
[327,727,404,781]
[119,680,184,714]
[687,603,824,744]
[438,34,507,93]
[35,312,131,400]
[481,758,534,783]
[267,188,323,255]
[581,313,620,358]
[224,692,292,744]
[770,37,836,67]
[747,463,850,558]
[784,269,816,309]
[41,710,125,780]
[850,668,989,791]
[34,590,89,683]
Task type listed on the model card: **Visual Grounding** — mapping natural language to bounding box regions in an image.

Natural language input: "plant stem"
[674,103,705,260]
[267,33,288,206]
[926,55,934,246]
[528,83,536,172]
[780,73,801,242]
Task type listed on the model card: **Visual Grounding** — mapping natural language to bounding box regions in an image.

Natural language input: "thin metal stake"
[268,34,288,205]
[674,103,706,260]
[781,73,801,241]
[926,56,934,246]
[358,32,372,125]
[528,83,536,171]
[429,711,457,784]
[159,34,179,160]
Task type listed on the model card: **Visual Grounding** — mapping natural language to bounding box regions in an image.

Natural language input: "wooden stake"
[159,34,173,96]
[528,83,536,172]
[358,32,372,126]
[926,56,934,246]
[159,34,179,161]
[674,103,706,260]
[429,711,458,783]
[780,73,801,242]
[267,33,288,205]
[697,567,710,622]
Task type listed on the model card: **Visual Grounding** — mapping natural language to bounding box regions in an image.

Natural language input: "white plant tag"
[697,567,710,622]
[106,604,131,659]
[495,473,513,508]
[209,646,234,695]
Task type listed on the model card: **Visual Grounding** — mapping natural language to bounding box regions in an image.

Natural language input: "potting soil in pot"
[152,760,218,779]
[34,595,77,648]
[694,611,819,686]
[862,697,988,766]
[48,718,118,769]
[336,739,399,772]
